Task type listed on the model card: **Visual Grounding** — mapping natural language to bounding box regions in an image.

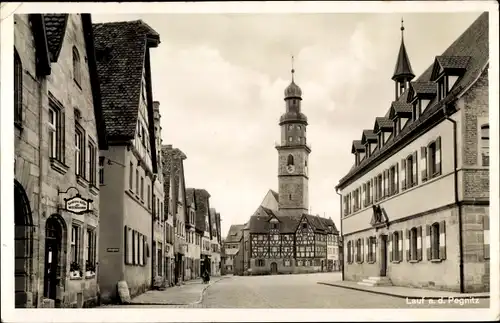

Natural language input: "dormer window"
[393,119,400,136]
[437,77,446,101]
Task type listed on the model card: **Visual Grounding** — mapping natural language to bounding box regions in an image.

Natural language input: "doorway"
[379,235,387,277]
[270,262,278,275]
[43,215,65,305]
[14,180,34,308]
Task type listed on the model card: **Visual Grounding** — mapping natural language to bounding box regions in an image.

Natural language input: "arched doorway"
[14,180,34,308]
[270,262,278,275]
[43,215,66,306]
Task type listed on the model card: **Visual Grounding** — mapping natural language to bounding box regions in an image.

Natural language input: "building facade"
[336,13,489,293]
[162,145,188,285]
[14,13,108,308]
[194,189,213,275]
[223,225,245,274]
[93,19,161,302]
[210,208,222,276]
[152,102,166,288]
[185,188,201,280]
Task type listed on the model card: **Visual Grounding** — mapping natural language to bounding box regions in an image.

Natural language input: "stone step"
[357,276,393,287]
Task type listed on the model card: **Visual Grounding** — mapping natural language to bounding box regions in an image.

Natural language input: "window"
[147,185,151,209]
[390,166,397,195]
[136,169,139,193]
[71,225,80,265]
[405,153,417,187]
[412,100,421,121]
[14,50,23,125]
[139,234,144,266]
[99,157,105,184]
[88,141,97,185]
[409,227,419,261]
[86,228,96,268]
[73,46,81,86]
[48,100,65,162]
[75,125,85,177]
[355,239,362,263]
[129,162,134,190]
[288,136,292,142]
[134,231,140,264]
[287,154,294,166]
[393,231,401,262]
[377,174,383,200]
[367,237,376,263]
[428,142,437,176]
[431,222,440,260]
[438,78,446,101]
[481,124,489,166]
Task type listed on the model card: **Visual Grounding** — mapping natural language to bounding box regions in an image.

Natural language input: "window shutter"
[421,146,428,182]
[374,177,378,201]
[398,230,403,262]
[401,159,406,190]
[132,230,136,265]
[435,137,442,175]
[360,240,364,263]
[370,179,374,204]
[388,234,393,262]
[394,164,399,194]
[124,226,128,265]
[383,171,387,197]
[343,196,347,215]
[93,231,97,265]
[405,229,410,262]
[426,225,431,260]
[362,183,366,207]
[373,238,377,262]
[483,215,490,259]
[61,109,67,162]
[439,220,446,260]
[143,235,147,265]
[417,226,422,261]
[365,237,370,262]
[412,151,418,186]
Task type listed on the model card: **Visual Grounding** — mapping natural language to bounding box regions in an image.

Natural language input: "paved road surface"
[106,273,489,309]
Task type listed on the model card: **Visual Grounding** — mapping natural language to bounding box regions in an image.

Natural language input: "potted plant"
[85,260,96,277]
[70,261,81,278]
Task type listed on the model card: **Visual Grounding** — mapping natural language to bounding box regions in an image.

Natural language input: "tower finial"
[400,17,405,39]
[291,55,295,82]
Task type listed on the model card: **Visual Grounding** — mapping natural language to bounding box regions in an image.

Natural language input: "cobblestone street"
[104,273,489,309]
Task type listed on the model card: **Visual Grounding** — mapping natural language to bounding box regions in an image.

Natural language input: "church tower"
[276,58,310,213]
[392,18,415,100]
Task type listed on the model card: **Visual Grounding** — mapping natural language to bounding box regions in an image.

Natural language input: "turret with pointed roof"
[392,18,415,100]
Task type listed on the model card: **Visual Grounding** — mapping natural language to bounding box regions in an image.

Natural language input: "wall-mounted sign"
[64,194,93,215]
[107,248,120,253]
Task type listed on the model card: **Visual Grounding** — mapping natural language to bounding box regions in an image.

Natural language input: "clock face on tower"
[286,164,295,173]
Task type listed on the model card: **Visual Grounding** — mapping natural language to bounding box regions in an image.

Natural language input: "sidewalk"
[317,280,490,299]
[128,276,227,305]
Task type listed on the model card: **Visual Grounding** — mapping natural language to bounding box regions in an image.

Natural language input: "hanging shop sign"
[64,194,93,215]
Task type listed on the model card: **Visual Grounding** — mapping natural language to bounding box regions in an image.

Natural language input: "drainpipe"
[335,188,344,281]
[442,103,464,294]
[151,174,157,289]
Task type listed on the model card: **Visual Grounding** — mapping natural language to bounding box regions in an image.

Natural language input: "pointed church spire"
[392,17,415,81]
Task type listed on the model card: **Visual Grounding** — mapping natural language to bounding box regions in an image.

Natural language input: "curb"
[317,282,490,300]
[127,276,229,306]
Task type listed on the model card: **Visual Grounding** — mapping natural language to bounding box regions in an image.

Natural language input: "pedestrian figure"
[202,269,210,284]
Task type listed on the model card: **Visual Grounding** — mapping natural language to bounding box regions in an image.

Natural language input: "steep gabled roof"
[225,224,245,243]
[337,12,489,189]
[92,20,160,141]
[351,140,365,153]
[43,14,68,62]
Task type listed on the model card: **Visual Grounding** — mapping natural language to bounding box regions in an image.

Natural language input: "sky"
[92,12,482,237]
